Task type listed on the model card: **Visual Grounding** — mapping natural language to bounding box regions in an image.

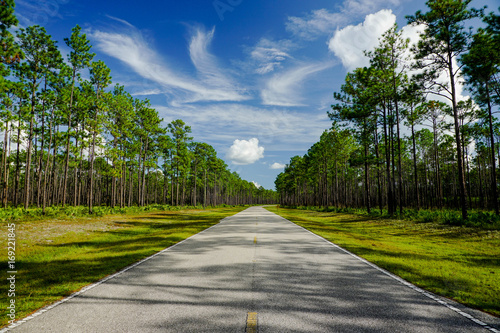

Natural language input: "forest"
[0,1,277,214]
[275,0,500,222]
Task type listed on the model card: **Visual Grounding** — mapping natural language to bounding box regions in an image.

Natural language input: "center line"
[246,312,258,333]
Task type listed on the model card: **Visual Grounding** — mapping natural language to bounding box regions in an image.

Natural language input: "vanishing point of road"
[5,206,500,332]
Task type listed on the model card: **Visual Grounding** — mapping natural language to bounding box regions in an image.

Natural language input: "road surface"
[5,206,500,332]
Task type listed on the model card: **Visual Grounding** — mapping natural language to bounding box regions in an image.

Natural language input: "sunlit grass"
[267,206,500,317]
[0,206,247,328]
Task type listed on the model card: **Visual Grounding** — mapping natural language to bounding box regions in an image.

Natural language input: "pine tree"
[462,21,500,214]
[407,0,483,219]
[15,25,63,209]
[61,25,95,205]
[88,60,111,213]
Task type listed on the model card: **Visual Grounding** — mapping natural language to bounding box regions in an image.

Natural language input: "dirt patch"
[16,216,127,246]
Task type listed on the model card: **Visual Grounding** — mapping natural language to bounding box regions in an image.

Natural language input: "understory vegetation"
[284,205,500,229]
[0,203,249,222]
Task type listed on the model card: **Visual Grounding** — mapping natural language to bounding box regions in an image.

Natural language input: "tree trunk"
[448,54,468,219]
[2,119,9,207]
[193,161,197,206]
[24,87,36,209]
[485,83,499,214]
[411,122,419,210]
[13,117,21,207]
[63,70,77,206]
[382,104,393,215]
[364,142,371,213]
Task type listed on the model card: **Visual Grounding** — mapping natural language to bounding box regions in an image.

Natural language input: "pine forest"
[275,0,500,224]
[0,1,276,214]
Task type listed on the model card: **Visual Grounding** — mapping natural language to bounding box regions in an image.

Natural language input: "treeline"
[0,1,276,213]
[276,1,500,220]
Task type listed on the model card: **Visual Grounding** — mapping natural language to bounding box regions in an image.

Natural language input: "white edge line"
[277,215,500,333]
[0,216,231,333]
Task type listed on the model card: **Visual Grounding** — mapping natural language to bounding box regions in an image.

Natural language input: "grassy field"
[266,206,500,317]
[1,206,247,328]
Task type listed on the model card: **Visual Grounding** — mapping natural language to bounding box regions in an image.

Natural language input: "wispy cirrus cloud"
[250,38,294,74]
[105,15,134,28]
[286,9,347,40]
[88,21,248,104]
[189,26,247,96]
[261,62,334,106]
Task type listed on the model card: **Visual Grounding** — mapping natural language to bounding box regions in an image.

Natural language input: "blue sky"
[14,0,497,189]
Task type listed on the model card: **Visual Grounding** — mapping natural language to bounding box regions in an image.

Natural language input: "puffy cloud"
[227,138,265,165]
[251,181,262,188]
[328,9,396,71]
[328,11,471,109]
[270,162,286,170]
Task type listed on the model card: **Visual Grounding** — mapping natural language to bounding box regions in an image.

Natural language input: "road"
[6,206,500,332]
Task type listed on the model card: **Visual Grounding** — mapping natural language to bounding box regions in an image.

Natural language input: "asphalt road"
[6,206,500,332]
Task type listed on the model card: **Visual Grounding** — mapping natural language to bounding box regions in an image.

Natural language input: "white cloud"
[189,26,246,94]
[15,0,65,27]
[250,38,294,74]
[328,11,471,110]
[342,0,400,16]
[155,104,330,152]
[328,9,396,71]
[270,162,285,169]
[251,181,262,188]
[400,24,470,104]
[131,88,165,96]
[261,62,334,106]
[227,138,265,165]
[106,15,134,28]
[286,0,400,40]
[286,9,346,40]
[88,23,248,104]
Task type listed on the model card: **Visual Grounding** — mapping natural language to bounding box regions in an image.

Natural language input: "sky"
[14,0,498,190]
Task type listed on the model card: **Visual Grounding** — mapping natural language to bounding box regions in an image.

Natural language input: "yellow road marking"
[246,312,258,333]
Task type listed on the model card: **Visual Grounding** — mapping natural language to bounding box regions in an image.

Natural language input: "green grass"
[0,206,247,328]
[267,206,500,317]
[284,205,500,229]
[0,204,234,222]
